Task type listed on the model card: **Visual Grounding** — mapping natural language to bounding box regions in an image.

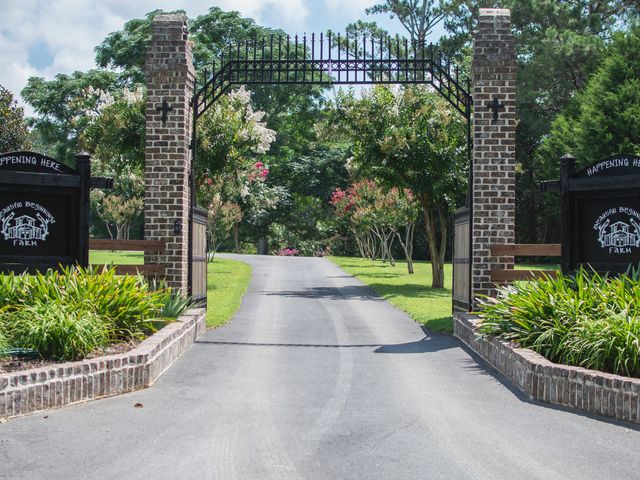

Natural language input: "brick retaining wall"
[455,312,640,424]
[0,308,205,420]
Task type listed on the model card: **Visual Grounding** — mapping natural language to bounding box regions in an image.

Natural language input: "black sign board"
[542,154,640,274]
[0,151,112,273]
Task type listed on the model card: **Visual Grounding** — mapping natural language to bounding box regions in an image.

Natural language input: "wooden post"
[560,153,576,274]
[75,151,91,268]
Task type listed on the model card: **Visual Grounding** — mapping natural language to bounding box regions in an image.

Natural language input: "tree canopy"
[0,85,30,152]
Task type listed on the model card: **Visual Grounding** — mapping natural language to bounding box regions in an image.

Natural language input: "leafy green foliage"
[0,85,31,152]
[366,0,446,43]
[95,9,179,84]
[21,70,119,163]
[434,1,638,244]
[81,88,146,171]
[4,303,109,361]
[0,328,9,356]
[538,26,640,168]
[478,268,640,377]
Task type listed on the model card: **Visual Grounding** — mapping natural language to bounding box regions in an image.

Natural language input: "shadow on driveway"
[196,335,457,354]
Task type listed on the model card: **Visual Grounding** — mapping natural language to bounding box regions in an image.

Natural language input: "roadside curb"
[0,308,206,420]
[454,312,640,424]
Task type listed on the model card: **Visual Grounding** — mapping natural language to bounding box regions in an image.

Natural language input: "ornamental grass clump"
[4,303,109,360]
[478,267,640,378]
[0,266,184,360]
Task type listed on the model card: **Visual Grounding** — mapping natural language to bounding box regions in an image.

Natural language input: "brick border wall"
[454,313,640,424]
[0,308,206,420]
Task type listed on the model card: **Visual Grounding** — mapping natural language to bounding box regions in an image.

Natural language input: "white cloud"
[0,0,310,115]
[324,0,377,17]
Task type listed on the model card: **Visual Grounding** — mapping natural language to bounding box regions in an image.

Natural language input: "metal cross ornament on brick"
[488,97,505,121]
[157,99,173,125]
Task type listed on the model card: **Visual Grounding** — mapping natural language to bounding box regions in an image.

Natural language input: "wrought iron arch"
[193,33,472,121]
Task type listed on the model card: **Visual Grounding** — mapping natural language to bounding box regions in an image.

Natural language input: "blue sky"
[0,0,444,114]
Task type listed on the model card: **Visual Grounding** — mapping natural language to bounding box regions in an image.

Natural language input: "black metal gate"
[453,207,471,312]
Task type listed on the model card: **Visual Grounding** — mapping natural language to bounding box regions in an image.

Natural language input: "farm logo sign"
[593,207,640,254]
[0,150,111,273]
[0,201,56,247]
[542,153,640,274]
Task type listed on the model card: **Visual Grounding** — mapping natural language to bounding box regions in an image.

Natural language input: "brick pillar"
[144,14,195,293]
[471,9,516,300]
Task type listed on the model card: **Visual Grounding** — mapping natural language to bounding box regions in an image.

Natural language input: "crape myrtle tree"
[196,86,287,255]
[336,85,467,288]
[331,180,420,273]
[79,85,146,239]
[21,70,120,164]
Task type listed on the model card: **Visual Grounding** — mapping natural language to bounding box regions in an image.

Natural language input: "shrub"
[278,248,299,256]
[478,268,640,377]
[3,302,109,360]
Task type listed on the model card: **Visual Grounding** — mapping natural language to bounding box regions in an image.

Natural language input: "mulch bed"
[0,340,140,374]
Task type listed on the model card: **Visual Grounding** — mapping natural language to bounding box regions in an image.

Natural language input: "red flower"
[254,161,264,169]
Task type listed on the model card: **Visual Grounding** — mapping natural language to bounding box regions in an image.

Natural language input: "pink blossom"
[254,161,264,169]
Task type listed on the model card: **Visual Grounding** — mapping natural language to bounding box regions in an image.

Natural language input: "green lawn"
[330,256,454,334]
[89,251,251,328]
[205,257,252,328]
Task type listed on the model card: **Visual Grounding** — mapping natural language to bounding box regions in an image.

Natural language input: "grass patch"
[206,257,252,328]
[330,257,454,334]
[90,250,144,265]
[515,263,559,271]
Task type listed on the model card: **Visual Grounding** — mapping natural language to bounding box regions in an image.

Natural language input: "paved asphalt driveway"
[1,255,639,480]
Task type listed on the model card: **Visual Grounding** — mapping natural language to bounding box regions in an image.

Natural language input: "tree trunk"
[257,236,268,255]
[396,222,415,274]
[233,223,240,253]
[417,192,445,289]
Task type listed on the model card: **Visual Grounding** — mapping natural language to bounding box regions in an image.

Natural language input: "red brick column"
[144,14,195,293]
[471,9,517,300]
